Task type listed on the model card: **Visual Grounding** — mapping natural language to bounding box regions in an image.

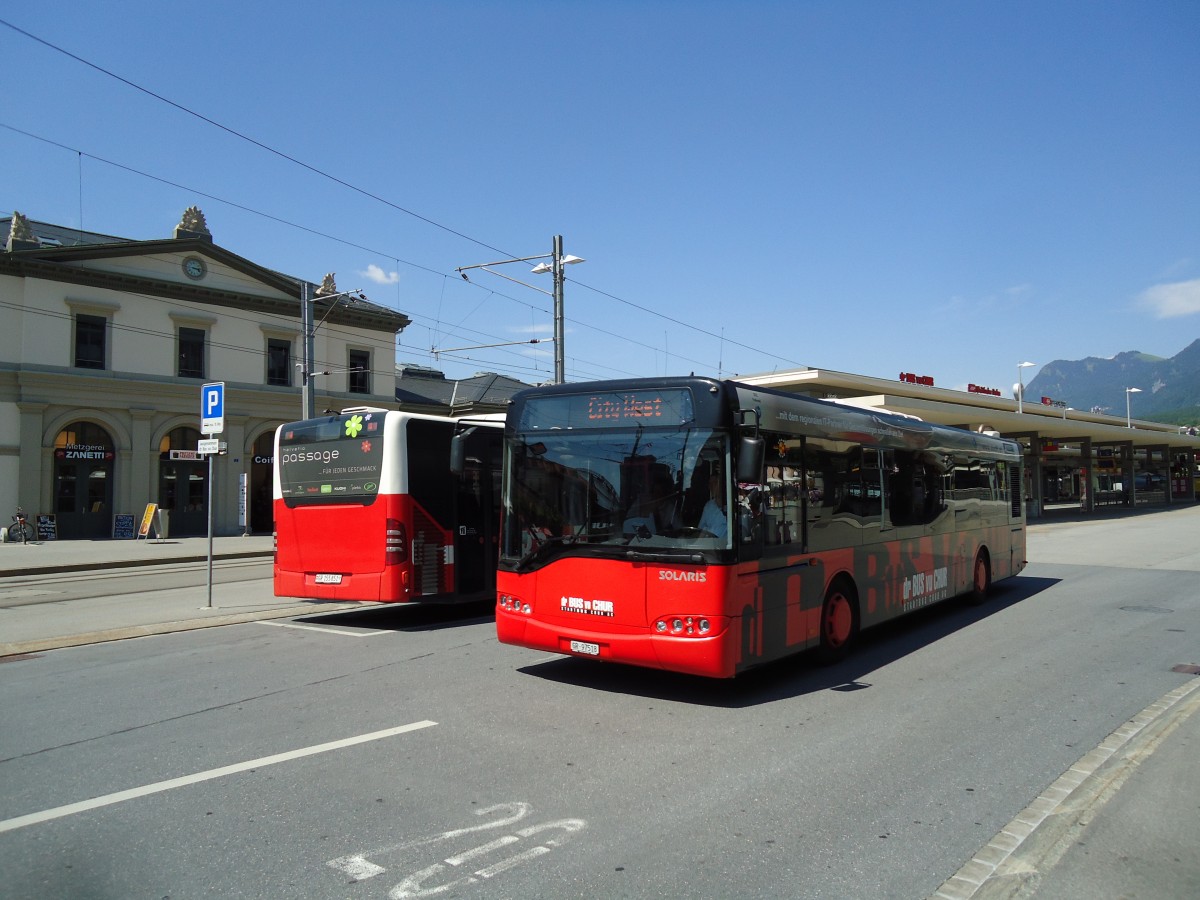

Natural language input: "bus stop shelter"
[742,368,1200,519]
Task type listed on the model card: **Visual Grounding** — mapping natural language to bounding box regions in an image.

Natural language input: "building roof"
[1,215,410,334]
[740,367,1200,454]
[395,364,528,413]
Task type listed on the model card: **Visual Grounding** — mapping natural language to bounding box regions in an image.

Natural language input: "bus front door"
[454,429,502,597]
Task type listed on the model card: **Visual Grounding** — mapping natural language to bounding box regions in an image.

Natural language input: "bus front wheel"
[817,579,859,664]
[966,550,991,606]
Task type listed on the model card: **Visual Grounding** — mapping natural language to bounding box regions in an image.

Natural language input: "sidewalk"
[0,534,362,657]
[0,533,274,578]
[934,676,1200,900]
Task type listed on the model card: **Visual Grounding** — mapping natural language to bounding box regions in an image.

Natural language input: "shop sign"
[899,372,934,386]
[968,383,1001,396]
[56,443,114,460]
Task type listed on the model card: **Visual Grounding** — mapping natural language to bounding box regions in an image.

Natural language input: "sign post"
[200,383,224,609]
[238,473,248,535]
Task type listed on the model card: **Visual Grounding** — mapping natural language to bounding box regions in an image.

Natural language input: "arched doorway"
[53,422,116,539]
[249,431,275,534]
[158,426,208,536]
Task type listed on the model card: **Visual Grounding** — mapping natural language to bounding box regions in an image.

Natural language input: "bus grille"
[1010,465,1023,518]
[410,507,446,596]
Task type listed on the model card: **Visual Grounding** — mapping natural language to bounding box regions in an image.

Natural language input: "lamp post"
[1016,361,1036,414]
[456,235,584,384]
[300,282,368,419]
[1125,387,1142,429]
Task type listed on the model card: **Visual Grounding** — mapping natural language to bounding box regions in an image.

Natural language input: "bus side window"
[737,481,764,555]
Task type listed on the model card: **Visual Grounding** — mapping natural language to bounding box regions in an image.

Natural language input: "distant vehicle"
[273,408,502,603]
[1113,473,1166,493]
[495,376,1028,678]
[1134,472,1166,491]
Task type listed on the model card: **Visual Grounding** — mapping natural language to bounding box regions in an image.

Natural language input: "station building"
[0,211,409,539]
[742,368,1200,518]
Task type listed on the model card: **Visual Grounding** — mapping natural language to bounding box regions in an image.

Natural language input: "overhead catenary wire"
[0,19,809,377]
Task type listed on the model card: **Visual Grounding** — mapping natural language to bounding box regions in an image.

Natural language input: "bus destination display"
[520,388,694,430]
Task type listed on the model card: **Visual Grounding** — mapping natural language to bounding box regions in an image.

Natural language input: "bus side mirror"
[450,433,467,475]
[736,435,764,484]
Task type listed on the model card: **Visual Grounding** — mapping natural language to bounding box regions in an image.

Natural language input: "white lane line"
[258,620,390,637]
[0,720,437,835]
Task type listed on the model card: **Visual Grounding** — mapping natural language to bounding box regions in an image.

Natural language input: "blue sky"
[3,2,1198,397]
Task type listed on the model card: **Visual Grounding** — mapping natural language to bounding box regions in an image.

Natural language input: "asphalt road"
[1,512,1197,899]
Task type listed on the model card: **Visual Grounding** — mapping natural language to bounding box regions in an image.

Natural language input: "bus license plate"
[314,573,343,585]
[569,640,600,656]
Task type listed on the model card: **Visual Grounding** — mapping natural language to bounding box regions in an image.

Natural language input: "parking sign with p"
[201,382,225,435]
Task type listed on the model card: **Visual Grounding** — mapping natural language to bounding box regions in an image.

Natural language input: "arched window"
[53,421,115,539]
[158,426,208,536]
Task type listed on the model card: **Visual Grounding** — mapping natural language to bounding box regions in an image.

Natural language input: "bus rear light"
[385,519,408,565]
[655,616,714,636]
[499,594,532,614]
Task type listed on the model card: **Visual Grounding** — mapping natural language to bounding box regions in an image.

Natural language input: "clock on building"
[182,256,207,280]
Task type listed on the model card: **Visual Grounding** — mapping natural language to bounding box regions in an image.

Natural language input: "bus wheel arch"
[817,575,859,664]
[966,548,991,606]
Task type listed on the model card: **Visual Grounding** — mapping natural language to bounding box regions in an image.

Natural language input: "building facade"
[0,211,409,539]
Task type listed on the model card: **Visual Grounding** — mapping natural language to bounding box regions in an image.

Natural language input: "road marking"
[0,720,437,835]
[329,802,533,880]
[258,620,389,638]
[328,803,586,897]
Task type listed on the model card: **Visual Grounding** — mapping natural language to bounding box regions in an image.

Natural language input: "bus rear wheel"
[817,579,859,664]
[966,549,991,606]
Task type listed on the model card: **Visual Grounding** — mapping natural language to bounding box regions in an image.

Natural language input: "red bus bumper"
[495,609,737,678]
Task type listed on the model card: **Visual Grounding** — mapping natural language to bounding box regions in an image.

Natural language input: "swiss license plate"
[569,640,600,657]
[314,573,343,585]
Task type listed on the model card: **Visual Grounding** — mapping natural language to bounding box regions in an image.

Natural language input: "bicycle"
[7,506,34,543]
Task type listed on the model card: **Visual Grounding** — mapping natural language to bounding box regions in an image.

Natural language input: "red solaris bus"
[274,408,502,603]
[495,377,1026,677]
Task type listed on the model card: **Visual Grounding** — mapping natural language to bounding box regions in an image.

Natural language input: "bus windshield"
[277,412,385,507]
[502,426,732,566]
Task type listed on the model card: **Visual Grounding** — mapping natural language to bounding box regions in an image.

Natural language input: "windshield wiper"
[625,549,704,564]
[514,533,577,572]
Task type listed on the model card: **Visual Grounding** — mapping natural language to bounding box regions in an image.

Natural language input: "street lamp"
[1125,387,1142,429]
[1016,361,1036,414]
[455,235,584,384]
[300,280,368,419]
[1062,406,1073,420]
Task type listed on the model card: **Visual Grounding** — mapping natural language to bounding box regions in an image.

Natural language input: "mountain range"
[1026,339,1200,425]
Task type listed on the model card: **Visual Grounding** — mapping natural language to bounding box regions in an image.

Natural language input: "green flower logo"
[344,414,364,438]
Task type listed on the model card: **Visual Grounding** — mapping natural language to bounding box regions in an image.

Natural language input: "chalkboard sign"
[113,514,136,540]
[36,514,57,541]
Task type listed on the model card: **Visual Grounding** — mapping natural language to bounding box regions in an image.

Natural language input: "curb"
[0,600,364,658]
[1,550,274,579]
[929,677,1200,899]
